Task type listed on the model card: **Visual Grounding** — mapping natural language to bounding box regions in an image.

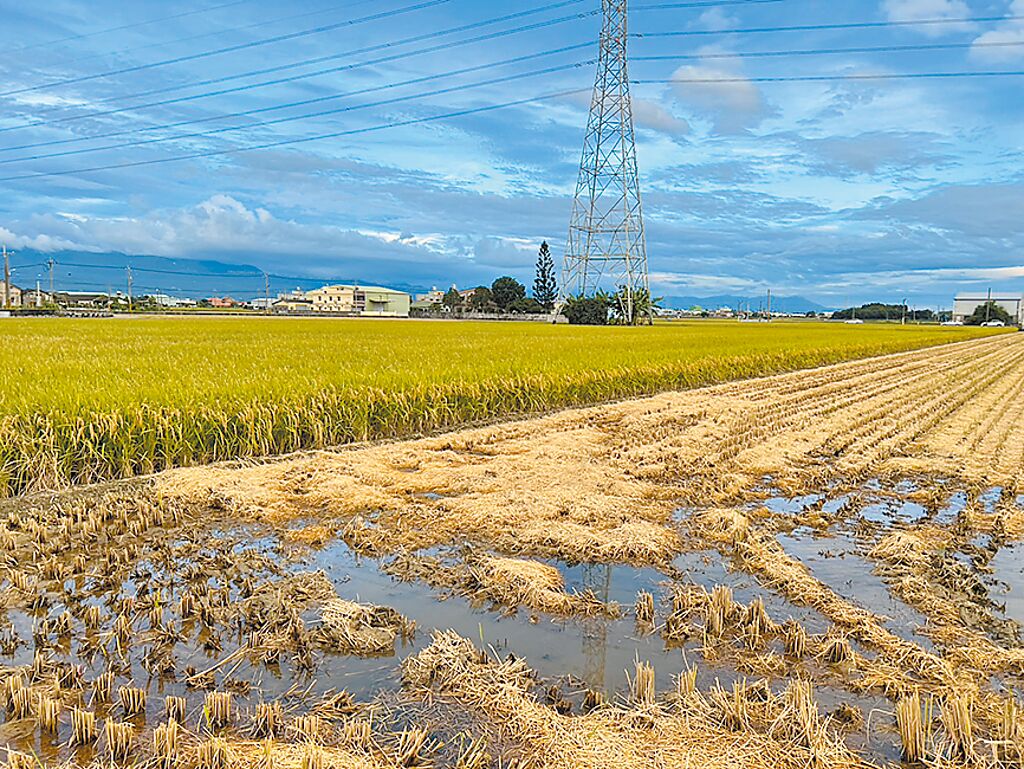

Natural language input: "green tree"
[533,241,558,311]
[442,287,462,312]
[509,297,543,314]
[468,286,493,311]
[965,301,1014,326]
[563,294,610,325]
[611,287,661,325]
[491,276,526,310]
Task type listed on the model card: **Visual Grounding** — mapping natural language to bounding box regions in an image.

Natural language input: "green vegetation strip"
[0,317,1006,496]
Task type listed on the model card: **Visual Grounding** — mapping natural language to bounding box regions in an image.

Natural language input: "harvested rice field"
[0,316,998,496]
[2,331,1024,768]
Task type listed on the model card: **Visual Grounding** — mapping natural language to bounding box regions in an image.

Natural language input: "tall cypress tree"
[533,241,558,311]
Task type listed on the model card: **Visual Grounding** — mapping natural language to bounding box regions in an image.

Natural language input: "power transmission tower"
[561,0,651,325]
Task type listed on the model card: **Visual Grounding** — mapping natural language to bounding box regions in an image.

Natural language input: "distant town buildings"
[0,280,414,318]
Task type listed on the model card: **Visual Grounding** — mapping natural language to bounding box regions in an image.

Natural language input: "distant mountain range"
[6,250,425,299]
[660,294,832,314]
[7,250,835,312]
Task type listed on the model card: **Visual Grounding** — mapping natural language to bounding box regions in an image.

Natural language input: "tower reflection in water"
[580,563,612,691]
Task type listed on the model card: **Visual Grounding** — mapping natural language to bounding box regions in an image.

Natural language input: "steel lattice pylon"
[561,0,651,324]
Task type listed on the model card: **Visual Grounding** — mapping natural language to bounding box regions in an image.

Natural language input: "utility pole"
[766,289,772,321]
[47,258,55,298]
[35,279,42,308]
[126,266,134,312]
[263,272,271,315]
[986,287,992,323]
[561,0,651,325]
[901,298,907,326]
[2,245,10,309]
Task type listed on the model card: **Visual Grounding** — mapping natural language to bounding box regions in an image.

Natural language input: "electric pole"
[767,289,772,321]
[47,258,55,298]
[986,287,992,323]
[901,297,907,326]
[2,245,10,309]
[126,266,134,312]
[561,0,651,325]
[264,272,271,315]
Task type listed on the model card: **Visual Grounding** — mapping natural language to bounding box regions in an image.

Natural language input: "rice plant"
[0,317,996,496]
[70,707,97,747]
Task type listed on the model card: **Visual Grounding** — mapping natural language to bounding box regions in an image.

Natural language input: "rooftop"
[955,293,1023,300]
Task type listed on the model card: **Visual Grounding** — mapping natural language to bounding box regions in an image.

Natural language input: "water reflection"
[580,564,612,691]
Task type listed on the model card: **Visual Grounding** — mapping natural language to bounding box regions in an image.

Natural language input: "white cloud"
[0,225,83,252]
[883,0,974,35]
[695,7,737,31]
[971,0,1024,62]
[561,91,689,136]
[631,98,690,136]
[669,60,773,134]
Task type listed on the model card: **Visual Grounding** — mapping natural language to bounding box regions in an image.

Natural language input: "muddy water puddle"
[776,530,934,648]
[7,485,1024,767]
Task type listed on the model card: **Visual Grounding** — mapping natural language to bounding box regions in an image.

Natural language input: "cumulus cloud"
[631,98,690,136]
[0,195,560,286]
[883,0,974,35]
[971,0,1024,62]
[668,60,773,134]
[3,196,448,271]
[0,225,83,252]
[562,91,689,137]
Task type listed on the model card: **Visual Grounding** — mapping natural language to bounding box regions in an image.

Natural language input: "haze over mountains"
[660,295,830,314]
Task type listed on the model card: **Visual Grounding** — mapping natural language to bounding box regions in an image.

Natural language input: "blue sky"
[0,0,1022,306]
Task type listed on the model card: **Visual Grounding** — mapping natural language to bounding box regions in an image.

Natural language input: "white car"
[982,320,1006,327]
[844,319,864,325]
[941,320,963,326]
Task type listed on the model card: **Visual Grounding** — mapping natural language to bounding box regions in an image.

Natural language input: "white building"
[306,285,411,317]
[0,282,22,307]
[953,293,1023,325]
[148,293,197,308]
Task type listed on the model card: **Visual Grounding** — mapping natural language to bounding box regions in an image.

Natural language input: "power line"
[7,64,1024,182]
[633,0,781,6]
[634,70,1024,84]
[0,46,595,163]
[0,87,593,182]
[0,0,453,98]
[30,257,387,286]
[634,13,1024,39]
[8,0,258,53]
[28,1,383,68]
[8,0,777,129]
[1,6,597,136]
[633,39,1024,63]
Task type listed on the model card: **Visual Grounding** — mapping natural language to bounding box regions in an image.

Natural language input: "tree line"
[832,303,937,322]
[428,241,660,325]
